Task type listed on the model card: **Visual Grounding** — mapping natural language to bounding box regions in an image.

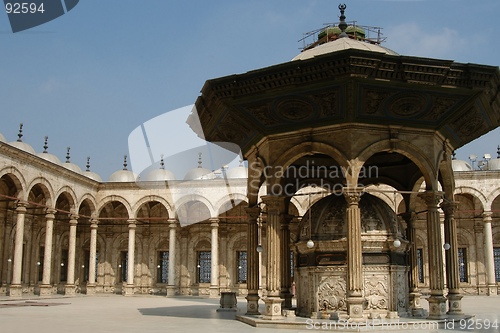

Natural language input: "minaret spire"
[338,4,348,38]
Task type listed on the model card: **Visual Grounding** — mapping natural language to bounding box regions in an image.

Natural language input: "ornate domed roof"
[38,152,62,165]
[184,167,213,180]
[37,136,61,165]
[225,165,248,179]
[9,140,36,154]
[84,171,103,182]
[292,37,398,61]
[108,169,137,182]
[0,132,5,142]
[451,159,473,171]
[63,162,83,174]
[108,155,137,182]
[146,168,176,181]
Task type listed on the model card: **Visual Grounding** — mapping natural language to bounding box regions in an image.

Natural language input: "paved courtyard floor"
[0,294,499,332]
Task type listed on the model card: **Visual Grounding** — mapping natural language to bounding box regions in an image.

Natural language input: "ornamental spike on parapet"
[17,123,23,142]
[123,155,128,170]
[66,147,71,163]
[338,3,348,37]
[43,136,48,153]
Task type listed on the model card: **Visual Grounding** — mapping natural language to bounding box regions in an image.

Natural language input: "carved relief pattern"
[453,108,487,140]
[313,92,338,118]
[246,104,278,126]
[276,99,314,121]
[396,271,407,311]
[216,114,250,144]
[424,96,457,120]
[317,276,347,312]
[388,94,427,117]
[362,90,391,115]
[364,275,389,310]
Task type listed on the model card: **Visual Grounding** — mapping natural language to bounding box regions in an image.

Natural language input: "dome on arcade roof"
[62,147,82,174]
[145,157,176,181]
[225,162,248,179]
[487,147,500,171]
[37,136,61,165]
[83,157,102,182]
[183,153,214,180]
[108,155,137,182]
[451,153,473,172]
[0,132,5,142]
[9,124,35,154]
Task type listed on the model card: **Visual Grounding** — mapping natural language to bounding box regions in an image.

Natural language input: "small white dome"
[292,37,398,61]
[108,169,137,182]
[38,152,61,165]
[84,171,103,182]
[488,159,500,171]
[225,166,248,179]
[452,159,473,172]
[145,168,176,181]
[9,141,36,154]
[184,167,213,180]
[63,162,83,174]
[0,133,6,142]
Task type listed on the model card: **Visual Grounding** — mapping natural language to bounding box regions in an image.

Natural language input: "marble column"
[483,211,497,296]
[64,215,78,295]
[124,219,136,296]
[39,209,56,296]
[9,202,27,297]
[209,218,219,297]
[245,206,261,315]
[261,195,285,320]
[442,201,463,315]
[403,212,424,317]
[344,188,364,321]
[419,191,447,319]
[166,218,177,296]
[1,212,13,286]
[86,219,98,295]
[280,214,292,309]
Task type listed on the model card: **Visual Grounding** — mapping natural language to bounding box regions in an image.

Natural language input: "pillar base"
[245,293,260,315]
[487,285,498,296]
[262,296,283,320]
[447,293,463,316]
[347,296,365,322]
[209,286,219,298]
[8,284,22,297]
[166,285,177,297]
[39,284,53,296]
[427,295,447,319]
[409,291,425,317]
[281,291,293,309]
[85,284,96,295]
[64,285,77,295]
[123,285,134,296]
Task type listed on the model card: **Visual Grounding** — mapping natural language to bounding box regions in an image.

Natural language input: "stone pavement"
[0,294,499,333]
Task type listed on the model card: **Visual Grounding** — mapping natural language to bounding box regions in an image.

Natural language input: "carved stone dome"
[38,152,62,165]
[225,165,248,179]
[452,159,473,171]
[299,193,400,242]
[9,141,36,154]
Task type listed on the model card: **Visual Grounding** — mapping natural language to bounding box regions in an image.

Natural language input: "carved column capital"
[15,201,28,213]
[168,218,178,228]
[418,191,443,208]
[90,219,99,229]
[440,201,458,216]
[483,210,493,222]
[343,188,362,206]
[245,206,261,222]
[209,217,219,228]
[127,219,137,228]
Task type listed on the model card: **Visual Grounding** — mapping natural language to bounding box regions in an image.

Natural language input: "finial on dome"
[86,156,91,172]
[160,154,165,169]
[452,151,456,160]
[123,155,128,170]
[497,145,500,159]
[66,147,71,163]
[338,4,348,38]
[197,152,202,168]
[43,136,48,153]
[17,123,23,142]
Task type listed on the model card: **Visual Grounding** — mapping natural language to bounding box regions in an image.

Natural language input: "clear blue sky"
[1,0,499,179]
